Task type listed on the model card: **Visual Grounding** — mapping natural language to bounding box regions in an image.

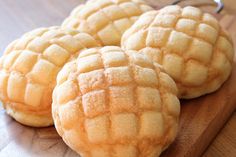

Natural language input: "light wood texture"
[203,113,236,157]
[0,0,235,157]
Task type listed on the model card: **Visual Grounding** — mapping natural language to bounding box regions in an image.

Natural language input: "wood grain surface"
[0,0,236,157]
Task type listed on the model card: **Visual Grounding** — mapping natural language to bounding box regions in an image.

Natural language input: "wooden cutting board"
[0,0,235,157]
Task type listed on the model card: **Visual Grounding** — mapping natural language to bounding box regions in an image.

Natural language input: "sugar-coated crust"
[121,5,235,99]
[62,0,153,46]
[52,46,180,157]
[0,26,100,127]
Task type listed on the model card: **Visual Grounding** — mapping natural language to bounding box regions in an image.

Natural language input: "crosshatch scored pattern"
[0,27,100,122]
[62,0,153,46]
[53,46,180,157]
[122,5,234,98]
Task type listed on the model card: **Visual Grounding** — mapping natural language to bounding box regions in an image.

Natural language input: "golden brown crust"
[52,46,180,157]
[121,6,235,99]
[0,26,100,127]
[62,0,153,46]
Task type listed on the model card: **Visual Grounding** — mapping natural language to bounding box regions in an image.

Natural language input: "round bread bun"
[52,46,180,157]
[121,5,235,99]
[62,0,153,46]
[0,26,100,127]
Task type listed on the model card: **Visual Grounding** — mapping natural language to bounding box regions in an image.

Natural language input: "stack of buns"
[0,0,234,157]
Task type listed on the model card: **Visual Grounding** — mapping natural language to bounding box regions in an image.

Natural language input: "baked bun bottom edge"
[4,105,53,127]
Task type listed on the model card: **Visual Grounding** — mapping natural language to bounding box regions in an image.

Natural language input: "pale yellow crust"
[5,104,53,127]
[121,5,235,99]
[0,26,100,127]
[52,46,180,157]
[62,0,153,46]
